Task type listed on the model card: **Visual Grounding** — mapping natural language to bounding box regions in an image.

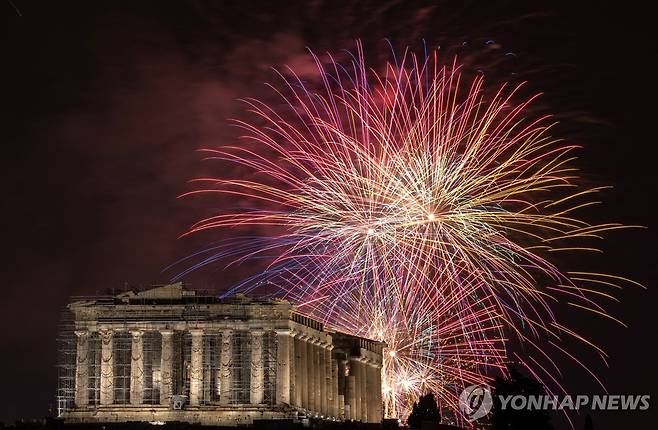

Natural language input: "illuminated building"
[57,283,384,425]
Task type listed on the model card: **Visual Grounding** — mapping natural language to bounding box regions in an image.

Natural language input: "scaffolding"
[58,290,284,414]
[181,332,192,399]
[56,297,169,411]
[262,331,277,405]
[201,333,221,404]
[171,331,186,397]
[230,331,251,404]
[87,334,101,406]
[143,331,162,404]
[59,327,283,410]
[113,332,131,404]
[55,308,76,416]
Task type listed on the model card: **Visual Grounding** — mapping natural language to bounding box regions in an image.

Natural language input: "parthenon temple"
[57,283,384,425]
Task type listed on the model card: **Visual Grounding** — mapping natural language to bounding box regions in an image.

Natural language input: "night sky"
[3,1,657,429]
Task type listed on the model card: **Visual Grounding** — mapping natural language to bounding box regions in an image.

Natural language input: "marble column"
[219,329,233,405]
[323,344,332,416]
[189,329,203,406]
[297,335,308,409]
[159,330,174,405]
[130,330,144,405]
[365,362,373,422]
[306,338,315,412]
[74,331,90,407]
[360,360,368,422]
[339,393,346,420]
[319,342,327,416]
[338,359,348,419]
[313,339,322,414]
[331,356,339,418]
[368,363,382,423]
[377,365,383,421]
[250,330,264,404]
[349,358,361,420]
[275,330,291,405]
[99,329,114,406]
[346,373,356,420]
[288,330,297,407]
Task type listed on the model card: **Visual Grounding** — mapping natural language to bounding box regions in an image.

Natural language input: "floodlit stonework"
[57,283,384,426]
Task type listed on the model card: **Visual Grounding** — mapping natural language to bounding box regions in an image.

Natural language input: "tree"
[584,414,594,430]
[407,393,441,429]
[490,367,553,430]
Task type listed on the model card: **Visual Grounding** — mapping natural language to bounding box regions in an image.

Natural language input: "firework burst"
[175,43,639,423]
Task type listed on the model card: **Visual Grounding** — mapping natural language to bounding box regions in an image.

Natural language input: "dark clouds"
[3,1,657,428]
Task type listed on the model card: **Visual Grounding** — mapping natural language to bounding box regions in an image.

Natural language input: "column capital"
[251,329,265,336]
[221,328,234,335]
[160,329,174,336]
[74,330,90,338]
[275,329,291,336]
[189,328,204,336]
[99,329,114,341]
[131,330,144,338]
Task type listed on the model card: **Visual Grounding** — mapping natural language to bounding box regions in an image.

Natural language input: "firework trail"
[174,42,639,423]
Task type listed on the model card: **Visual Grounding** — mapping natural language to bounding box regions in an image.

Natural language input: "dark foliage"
[584,414,594,430]
[407,393,441,429]
[490,367,552,430]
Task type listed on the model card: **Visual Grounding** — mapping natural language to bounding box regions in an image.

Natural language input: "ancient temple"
[56,283,384,425]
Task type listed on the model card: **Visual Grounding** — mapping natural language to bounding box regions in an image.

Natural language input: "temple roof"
[69,282,289,307]
[117,282,187,300]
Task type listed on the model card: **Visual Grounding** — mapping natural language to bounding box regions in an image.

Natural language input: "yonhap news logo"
[458,385,650,422]
[459,384,493,421]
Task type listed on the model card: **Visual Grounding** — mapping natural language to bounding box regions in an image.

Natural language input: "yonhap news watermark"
[459,384,651,422]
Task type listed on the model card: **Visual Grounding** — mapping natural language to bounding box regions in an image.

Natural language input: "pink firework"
[178,43,639,423]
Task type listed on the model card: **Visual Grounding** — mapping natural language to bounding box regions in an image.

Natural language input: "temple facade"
[57,283,384,426]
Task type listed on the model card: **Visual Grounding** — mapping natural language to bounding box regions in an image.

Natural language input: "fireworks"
[177,43,638,423]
